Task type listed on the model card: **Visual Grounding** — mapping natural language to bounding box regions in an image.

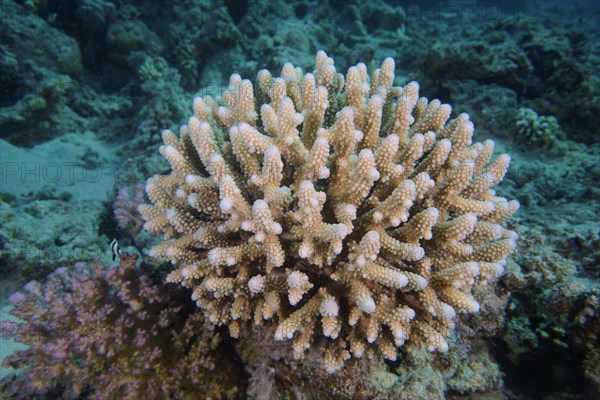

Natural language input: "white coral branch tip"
[248,275,265,293]
[320,297,339,317]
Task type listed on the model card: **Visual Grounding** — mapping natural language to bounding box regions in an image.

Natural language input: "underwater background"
[0,0,598,399]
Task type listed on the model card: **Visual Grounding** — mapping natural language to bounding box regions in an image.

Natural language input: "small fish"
[110,239,121,261]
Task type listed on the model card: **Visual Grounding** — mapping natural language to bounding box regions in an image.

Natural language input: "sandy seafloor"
[0,0,599,399]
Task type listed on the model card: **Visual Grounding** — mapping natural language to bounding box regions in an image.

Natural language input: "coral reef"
[0,0,84,146]
[0,253,242,399]
[133,56,189,141]
[141,51,519,372]
[1,0,598,398]
[234,318,506,400]
[498,224,600,397]
[418,14,600,144]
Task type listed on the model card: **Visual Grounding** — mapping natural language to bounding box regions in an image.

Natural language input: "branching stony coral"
[515,107,561,148]
[1,254,239,399]
[140,51,519,373]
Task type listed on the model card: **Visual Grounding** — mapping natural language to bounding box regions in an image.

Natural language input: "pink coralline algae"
[0,253,242,400]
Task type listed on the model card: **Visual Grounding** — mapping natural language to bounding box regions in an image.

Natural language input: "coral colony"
[2,253,238,399]
[141,51,519,373]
